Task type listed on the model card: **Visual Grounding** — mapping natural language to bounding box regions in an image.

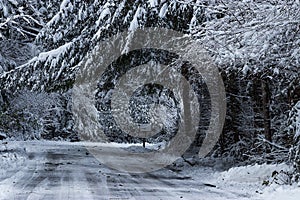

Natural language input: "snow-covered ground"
[0,140,299,200]
[0,141,26,181]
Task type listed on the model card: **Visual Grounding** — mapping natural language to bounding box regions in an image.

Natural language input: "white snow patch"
[97,5,111,27]
[0,132,7,139]
[217,163,291,183]
[17,41,72,69]
[159,3,168,18]
[148,0,158,7]
[261,185,300,200]
[60,0,71,12]
[129,6,146,31]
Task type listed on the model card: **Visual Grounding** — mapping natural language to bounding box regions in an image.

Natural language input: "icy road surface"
[0,141,271,200]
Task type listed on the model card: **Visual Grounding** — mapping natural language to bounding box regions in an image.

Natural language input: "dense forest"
[1,0,300,182]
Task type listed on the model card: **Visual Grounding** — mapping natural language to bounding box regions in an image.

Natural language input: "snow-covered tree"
[0,0,60,42]
[0,0,61,73]
[0,0,300,172]
[197,0,299,159]
[0,0,204,91]
[0,89,71,140]
[0,0,206,144]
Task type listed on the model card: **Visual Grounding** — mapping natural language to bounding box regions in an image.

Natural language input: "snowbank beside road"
[217,163,292,183]
[179,160,298,200]
[214,163,299,200]
[261,184,300,200]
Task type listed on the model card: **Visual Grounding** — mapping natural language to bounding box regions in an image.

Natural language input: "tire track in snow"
[0,142,257,200]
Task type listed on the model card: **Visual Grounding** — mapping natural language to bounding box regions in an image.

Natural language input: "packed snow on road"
[1,140,299,200]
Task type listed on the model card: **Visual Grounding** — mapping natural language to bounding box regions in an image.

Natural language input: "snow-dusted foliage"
[0,39,39,73]
[193,0,300,163]
[198,0,300,76]
[0,0,206,144]
[288,101,300,175]
[1,0,203,91]
[0,0,60,74]
[0,0,60,42]
[200,1,300,151]
[287,102,300,144]
[0,90,74,140]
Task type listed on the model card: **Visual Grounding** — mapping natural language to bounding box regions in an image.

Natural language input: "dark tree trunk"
[261,79,272,142]
[143,139,146,148]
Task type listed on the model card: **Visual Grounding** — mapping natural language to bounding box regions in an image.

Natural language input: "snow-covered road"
[0,141,283,200]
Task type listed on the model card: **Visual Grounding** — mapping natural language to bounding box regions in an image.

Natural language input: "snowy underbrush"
[163,160,297,199]
[180,161,300,200]
[217,163,300,200]
[0,141,27,180]
[217,163,292,184]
